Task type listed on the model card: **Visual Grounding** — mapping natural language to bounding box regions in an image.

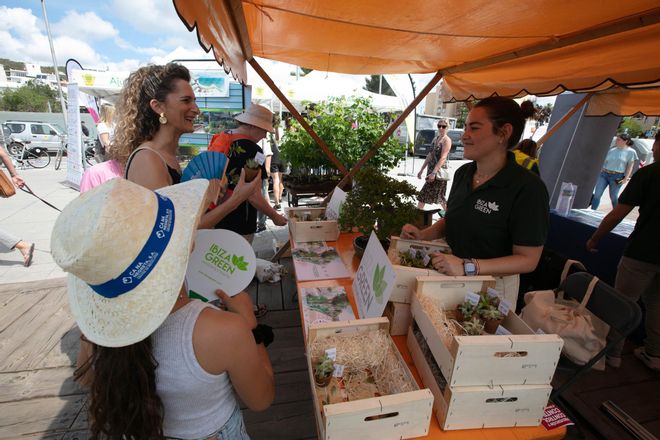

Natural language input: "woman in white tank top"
[50,178,274,440]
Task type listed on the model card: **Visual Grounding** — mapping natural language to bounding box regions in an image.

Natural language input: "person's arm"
[586,203,634,252]
[401,218,447,241]
[99,132,111,149]
[248,191,287,226]
[0,145,24,188]
[623,159,635,182]
[417,152,432,178]
[432,137,451,173]
[264,155,272,178]
[430,245,544,276]
[198,169,262,229]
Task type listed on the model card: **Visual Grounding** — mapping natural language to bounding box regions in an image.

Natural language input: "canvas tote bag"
[521,274,609,369]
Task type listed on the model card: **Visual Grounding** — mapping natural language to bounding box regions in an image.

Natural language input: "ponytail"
[75,338,164,440]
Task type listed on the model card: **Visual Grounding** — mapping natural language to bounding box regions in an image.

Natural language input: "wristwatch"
[463,259,478,276]
[252,324,274,347]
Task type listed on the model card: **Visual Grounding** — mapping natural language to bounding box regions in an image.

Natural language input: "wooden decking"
[0,256,317,440]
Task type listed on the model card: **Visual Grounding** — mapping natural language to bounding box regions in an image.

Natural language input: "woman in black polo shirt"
[401,97,548,279]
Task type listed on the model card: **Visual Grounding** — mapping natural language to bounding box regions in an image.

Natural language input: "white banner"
[353,231,396,319]
[66,83,83,189]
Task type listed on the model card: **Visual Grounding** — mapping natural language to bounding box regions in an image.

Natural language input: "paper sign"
[487,287,502,299]
[185,229,256,300]
[465,291,481,305]
[333,364,345,377]
[536,328,546,335]
[325,347,337,360]
[498,298,512,316]
[254,152,266,165]
[353,231,396,319]
[542,404,574,430]
[325,187,347,220]
[495,325,512,335]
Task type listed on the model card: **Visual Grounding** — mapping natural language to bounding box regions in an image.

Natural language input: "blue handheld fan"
[181,151,228,182]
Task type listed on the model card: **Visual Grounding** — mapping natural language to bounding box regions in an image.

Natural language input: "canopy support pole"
[249,58,348,175]
[537,93,594,151]
[322,71,443,205]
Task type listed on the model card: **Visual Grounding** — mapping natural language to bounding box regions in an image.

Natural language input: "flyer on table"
[353,231,396,319]
[325,187,347,220]
[186,229,256,300]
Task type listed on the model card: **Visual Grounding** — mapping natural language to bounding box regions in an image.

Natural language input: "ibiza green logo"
[372,264,387,304]
[205,243,249,274]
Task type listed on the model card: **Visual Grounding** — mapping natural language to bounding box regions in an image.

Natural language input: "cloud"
[0,6,40,37]
[51,10,118,41]
[111,0,183,34]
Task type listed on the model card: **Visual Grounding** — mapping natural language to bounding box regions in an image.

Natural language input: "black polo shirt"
[445,152,549,259]
[618,161,660,265]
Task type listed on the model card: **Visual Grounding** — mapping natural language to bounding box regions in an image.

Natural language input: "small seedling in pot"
[243,158,261,182]
[314,354,335,387]
[463,317,485,336]
[480,305,504,334]
[456,300,476,323]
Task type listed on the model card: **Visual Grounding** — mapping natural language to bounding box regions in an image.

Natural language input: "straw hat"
[51,178,209,347]
[234,103,275,133]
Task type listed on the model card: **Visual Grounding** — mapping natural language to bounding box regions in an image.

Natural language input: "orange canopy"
[586,88,660,116]
[173,1,660,101]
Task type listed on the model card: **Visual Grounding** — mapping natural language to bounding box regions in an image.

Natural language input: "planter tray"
[287,207,340,243]
[410,276,563,388]
[307,318,433,440]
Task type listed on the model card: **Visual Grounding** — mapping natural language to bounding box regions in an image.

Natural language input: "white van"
[5,121,66,153]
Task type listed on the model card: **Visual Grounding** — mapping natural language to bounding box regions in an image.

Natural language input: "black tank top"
[125,148,181,184]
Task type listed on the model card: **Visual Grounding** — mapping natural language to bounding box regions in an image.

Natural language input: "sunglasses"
[438,125,448,129]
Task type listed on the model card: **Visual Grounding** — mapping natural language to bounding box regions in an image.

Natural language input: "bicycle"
[12,140,51,169]
[54,136,97,170]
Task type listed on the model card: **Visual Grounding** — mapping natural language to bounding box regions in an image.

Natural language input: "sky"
[0,0,213,71]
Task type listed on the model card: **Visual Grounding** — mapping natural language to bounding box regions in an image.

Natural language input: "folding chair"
[551,272,642,400]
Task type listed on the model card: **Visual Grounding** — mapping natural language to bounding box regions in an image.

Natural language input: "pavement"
[1,156,624,285]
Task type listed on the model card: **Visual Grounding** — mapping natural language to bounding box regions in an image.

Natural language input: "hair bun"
[520,100,536,119]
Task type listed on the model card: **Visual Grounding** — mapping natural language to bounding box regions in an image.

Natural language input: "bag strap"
[124,146,169,179]
[577,276,600,312]
[560,259,586,283]
[19,183,61,212]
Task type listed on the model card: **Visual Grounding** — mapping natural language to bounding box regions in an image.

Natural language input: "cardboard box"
[307,318,434,440]
[407,325,551,430]
[383,301,411,336]
[288,207,339,242]
[411,276,563,387]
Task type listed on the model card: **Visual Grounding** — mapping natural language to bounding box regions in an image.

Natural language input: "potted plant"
[455,300,476,323]
[243,158,261,182]
[462,317,485,336]
[339,167,418,256]
[480,305,505,334]
[280,96,405,189]
[313,353,335,387]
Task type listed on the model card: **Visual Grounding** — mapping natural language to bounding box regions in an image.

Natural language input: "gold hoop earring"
[159,113,168,125]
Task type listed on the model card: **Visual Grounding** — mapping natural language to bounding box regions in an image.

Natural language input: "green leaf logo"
[232,255,249,271]
[372,264,387,303]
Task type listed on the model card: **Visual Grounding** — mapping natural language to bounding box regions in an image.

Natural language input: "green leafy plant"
[457,301,476,321]
[280,96,405,178]
[463,317,485,336]
[398,251,431,269]
[314,354,335,380]
[244,158,260,169]
[228,142,246,158]
[372,264,387,303]
[338,167,417,241]
[231,255,249,271]
[480,305,503,321]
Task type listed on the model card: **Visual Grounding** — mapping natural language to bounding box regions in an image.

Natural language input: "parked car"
[414,128,464,160]
[4,121,66,153]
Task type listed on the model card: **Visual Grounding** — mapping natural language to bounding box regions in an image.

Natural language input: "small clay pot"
[244,166,260,182]
[314,373,332,388]
[484,318,504,334]
[455,306,465,323]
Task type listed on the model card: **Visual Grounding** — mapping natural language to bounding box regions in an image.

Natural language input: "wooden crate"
[407,326,551,430]
[383,301,411,336]
[287,207,339,242]
[411,276,563,387]
[307,318,434,440]
[387,237,451,303]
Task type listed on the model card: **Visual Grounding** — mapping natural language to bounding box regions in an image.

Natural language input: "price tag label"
[498,298,512,316]
[408,248,417,259]
[487,287,502,299]
[422,254,431,267]
[333,364,345,377]
[325,347,337,361]
[254,152,266,165]
[465,291,481,305]
[496,325,512,335]
[536,328,546,335]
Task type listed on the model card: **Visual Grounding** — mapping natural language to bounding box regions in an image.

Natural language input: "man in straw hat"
[51,178,274,439]
[209,103,287,242]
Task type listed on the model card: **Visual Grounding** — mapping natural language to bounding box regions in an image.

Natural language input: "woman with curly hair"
[110,63,261,229]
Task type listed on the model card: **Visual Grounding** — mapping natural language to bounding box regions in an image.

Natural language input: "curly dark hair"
[111,63,191,165]
[475,97,536,148]
[75,338,164,439]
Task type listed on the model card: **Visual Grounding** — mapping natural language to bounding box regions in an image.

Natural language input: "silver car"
[4,121,66,153]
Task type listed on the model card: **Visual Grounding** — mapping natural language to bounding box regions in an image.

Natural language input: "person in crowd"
[513,138,540,175]
[416,118,451,210]
[96,103,115,159]
[586,132,660,371]
[256,131,273,233]
[208,104,286,242]
[0,144,34,267]
[269,132,285,211]
[401,98,548,279]
[591,133,638,210]
[79,160,122,193]
[52,178,273,439]
[109,63,261,229]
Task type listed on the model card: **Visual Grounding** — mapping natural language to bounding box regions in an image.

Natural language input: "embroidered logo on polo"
[89,194,175,298]
[474,199,500,214]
